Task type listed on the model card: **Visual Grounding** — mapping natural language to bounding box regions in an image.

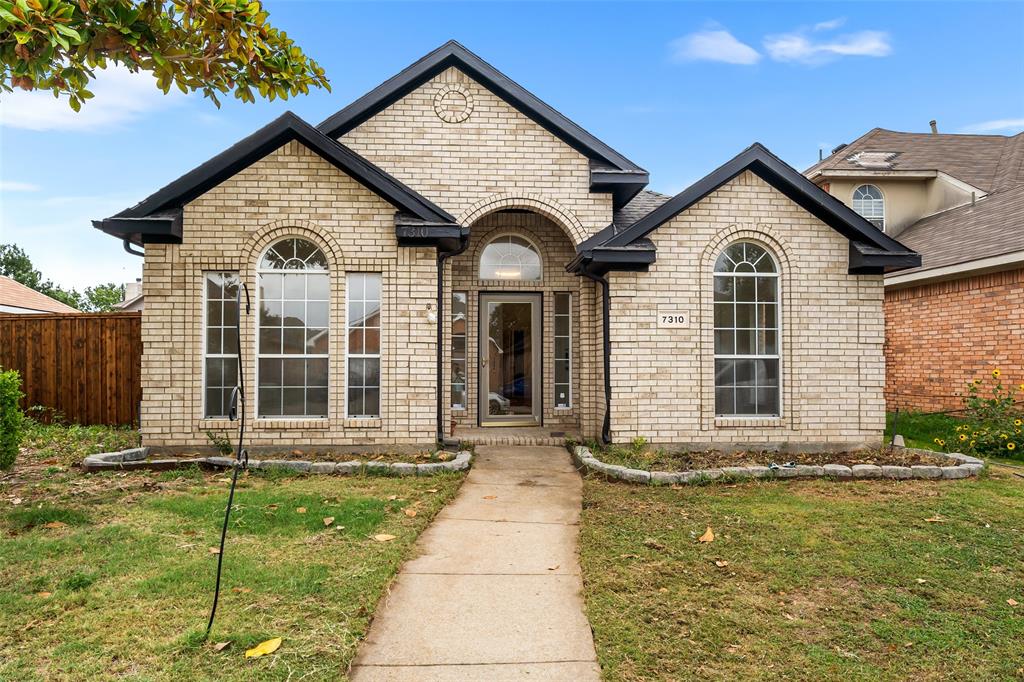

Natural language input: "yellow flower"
[959,434,968,441]
[970,440,976,447]
[1008,442,1017,451]
[993,369,1002,378]
[974,379,982,385]
[1019,383,1024,392]
[1001,433,1009,439]
[1014,419,1022,427]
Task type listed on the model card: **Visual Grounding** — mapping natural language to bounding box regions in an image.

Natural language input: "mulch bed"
[602,447,949,472]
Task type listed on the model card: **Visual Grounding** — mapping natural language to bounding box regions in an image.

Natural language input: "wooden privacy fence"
[0,312,142,426]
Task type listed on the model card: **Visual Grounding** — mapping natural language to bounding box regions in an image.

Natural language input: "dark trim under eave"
[849,241,922,274]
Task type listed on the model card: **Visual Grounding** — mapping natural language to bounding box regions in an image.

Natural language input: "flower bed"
[571,445,983,485]
[81,447,472,476]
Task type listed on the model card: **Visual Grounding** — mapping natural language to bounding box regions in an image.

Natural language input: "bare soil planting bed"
[598,447,949,472]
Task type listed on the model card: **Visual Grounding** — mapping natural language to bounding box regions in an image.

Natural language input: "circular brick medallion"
[433,84,473,123]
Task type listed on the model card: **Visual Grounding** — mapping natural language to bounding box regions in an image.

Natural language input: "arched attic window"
[852,184,885,231]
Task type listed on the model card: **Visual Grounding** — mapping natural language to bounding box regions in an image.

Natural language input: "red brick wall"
[884,267,1024,412]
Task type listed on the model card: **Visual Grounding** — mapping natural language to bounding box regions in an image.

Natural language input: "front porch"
[452,425,582,447]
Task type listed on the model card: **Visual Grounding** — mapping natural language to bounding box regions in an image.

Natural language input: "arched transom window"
[852,184,885,231]
[479,235,542,281]
[257,238,329,418]
[713,241,780,417]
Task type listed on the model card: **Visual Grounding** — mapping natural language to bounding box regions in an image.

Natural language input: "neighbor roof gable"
[95,112,457,245]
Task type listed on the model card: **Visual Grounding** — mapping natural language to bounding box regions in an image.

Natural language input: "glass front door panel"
[486,301,533,416]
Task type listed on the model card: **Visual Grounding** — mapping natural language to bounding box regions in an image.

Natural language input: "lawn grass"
[579,471,1024,681]
[885,411,963,451]
[0,424,465,681]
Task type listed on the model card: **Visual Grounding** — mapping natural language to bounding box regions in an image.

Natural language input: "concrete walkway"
[349,445,600,681]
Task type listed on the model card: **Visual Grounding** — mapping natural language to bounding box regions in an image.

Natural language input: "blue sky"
[1,1,1022,290]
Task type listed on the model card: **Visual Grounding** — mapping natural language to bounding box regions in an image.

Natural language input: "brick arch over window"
[458,194,587,247]
[698,224,796,431]
[242,220,341,269]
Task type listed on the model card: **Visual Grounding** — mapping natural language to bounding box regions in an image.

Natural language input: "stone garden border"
[82,447,473,476]
[571,445,983,485]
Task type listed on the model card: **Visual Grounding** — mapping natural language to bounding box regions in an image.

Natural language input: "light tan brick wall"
[608,171,885,449]
[340,67,613,246]
[442,211,599,437]
[140,141,439,448]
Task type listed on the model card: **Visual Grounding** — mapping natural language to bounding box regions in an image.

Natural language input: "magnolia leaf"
[322,516,335,527]
[245,637,282,658]
[373,534,396,543]
[42,521,66,529]
[231,586,252,593]
[208,547,221,555]
[643,537,665,550]
[426,488,438,493]
[36,591,52,598]
[915,578,927,584]
[715,560,730,568]
[295,507,306,514]
[698,527,715,543]
[483,495,497,500]
[1008,598,1019,607]
[403,508,417,518]
[213,641,231,652]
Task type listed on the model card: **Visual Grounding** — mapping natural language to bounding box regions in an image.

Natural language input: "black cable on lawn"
[205,280,250,640]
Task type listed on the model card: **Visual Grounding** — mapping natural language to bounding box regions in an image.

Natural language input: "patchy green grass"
[886,411,964,451]
[20,419,140,467]
[0,424,465,681]
[580,472,1024,681]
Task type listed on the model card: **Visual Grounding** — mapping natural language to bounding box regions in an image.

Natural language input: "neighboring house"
[0,275,78,314]
[806,127,1024,411]
[93,41,918,451]
[116,278,144,312]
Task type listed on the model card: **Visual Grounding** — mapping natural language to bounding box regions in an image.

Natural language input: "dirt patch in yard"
[596,446,950,472]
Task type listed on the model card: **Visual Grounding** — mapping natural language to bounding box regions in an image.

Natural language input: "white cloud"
[960,118,1024,134]
[0,181,40,192]
[813,18,846,32]
[670,29,762,65]
[0,66,184,132]
[764,29,892,64]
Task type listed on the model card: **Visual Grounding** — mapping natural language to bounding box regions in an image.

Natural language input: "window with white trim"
[479,234,542,280]
[713,241,780,417]
[451,291,467,410]
[346,273,381,418]
[554,292,572,408]
[256,238,329,418]
[852,184,885,230]
[204,271,239,418]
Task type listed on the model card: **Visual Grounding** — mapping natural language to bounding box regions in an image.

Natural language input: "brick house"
[94,42,918,451]
[806,127,1024,412]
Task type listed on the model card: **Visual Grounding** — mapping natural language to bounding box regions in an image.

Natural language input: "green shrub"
[936,370,1023,459]
[0,369,25,470]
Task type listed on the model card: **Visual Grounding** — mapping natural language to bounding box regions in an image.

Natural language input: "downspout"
[579,267,612,445]
[123,239,144,257]
[436,236,470,446]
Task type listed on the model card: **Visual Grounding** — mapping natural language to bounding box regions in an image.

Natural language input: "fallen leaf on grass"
[783,613,795,621]
[1008,599,1019,607]
[208,547,221,555]
[266,504,279,510]
[245,637,282,658]
[426,488,439,493]
[387,495,398,501]
[373,534,396,543]
[659,587,668,593]
[698,527,715,543]
[12,498,22,505]
[323,516,335,526]
[548,564,560,571]
[231,587,252,594]
[213,641,231,652]
[715,560,730,568]
[42,521,66,529]
[924,516,945,523]
[915,578,927,584]
[36,592,52,598]
[483,495,497,500]
[295,507,307,514]
[404,509,417,518]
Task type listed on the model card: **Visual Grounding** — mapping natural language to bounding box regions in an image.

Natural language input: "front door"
[479,293,542,425]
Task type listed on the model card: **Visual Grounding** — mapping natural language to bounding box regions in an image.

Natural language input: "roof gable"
[574,143,920,275]
[0,276,79,314]
[317,40,648,207]
[95,112,456,245]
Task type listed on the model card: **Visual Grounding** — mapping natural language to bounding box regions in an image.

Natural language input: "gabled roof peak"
[316,40,647,187]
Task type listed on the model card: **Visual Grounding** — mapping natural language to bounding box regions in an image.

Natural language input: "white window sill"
[714,416,784,429]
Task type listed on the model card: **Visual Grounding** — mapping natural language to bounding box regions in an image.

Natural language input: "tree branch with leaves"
[1,0,330,110]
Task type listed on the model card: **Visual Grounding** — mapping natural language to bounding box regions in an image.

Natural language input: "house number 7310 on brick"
[657,308,690,328]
